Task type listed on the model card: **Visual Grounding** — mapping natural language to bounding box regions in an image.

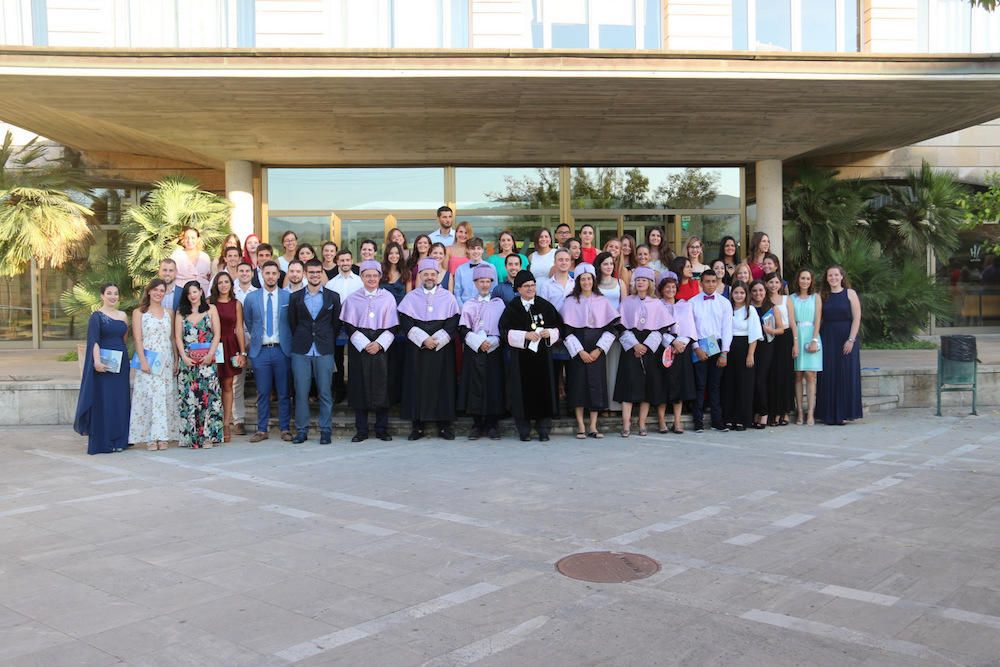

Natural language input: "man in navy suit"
[288,260,342,444]
[243,260,293,442]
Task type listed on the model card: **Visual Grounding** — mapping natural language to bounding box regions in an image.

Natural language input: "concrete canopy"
[1,48,999,169]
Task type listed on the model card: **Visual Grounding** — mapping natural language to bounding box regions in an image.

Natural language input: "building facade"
[1,0,999,346]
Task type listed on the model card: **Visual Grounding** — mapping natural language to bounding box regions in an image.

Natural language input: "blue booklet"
[99,348,123,373]
[690,337,721,363]
[130,349,163,375]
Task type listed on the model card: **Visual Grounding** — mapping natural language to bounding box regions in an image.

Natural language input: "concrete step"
[862,394,899,412]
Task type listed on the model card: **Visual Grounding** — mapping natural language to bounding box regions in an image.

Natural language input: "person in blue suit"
[242,261,293,442]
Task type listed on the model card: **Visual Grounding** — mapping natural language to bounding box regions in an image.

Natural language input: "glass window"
[936,226,1000,328]
[644,0,661,48]
[339,219,389,257]
[452,0,470,47]
[41,227,123,341]
[551,23,589,47]
[393,0,443,47]
[801,0,836,51]
[599,25,635,49]
[844,0,859,51]
[679,214,742,263]
[569,167,741,210]
[733,0,749,49]
[529,0,660,50]
[928,0,971,52]
[267,168,445,211]
[0,274,32,341]
[756,0,792,51]
[267,215,331,249]
[971,6,1000,53]
[456,215,561,257]
[456,168,561,209]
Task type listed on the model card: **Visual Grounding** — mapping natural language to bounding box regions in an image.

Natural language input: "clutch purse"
[661,346,674,368]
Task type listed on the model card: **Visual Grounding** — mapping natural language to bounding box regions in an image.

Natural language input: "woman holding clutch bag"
[128,279,179,451]
[210,272,246,443]
[74,283,130,455]
[175,280,224,448]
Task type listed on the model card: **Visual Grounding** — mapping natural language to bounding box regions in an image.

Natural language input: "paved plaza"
[1,409,999,666]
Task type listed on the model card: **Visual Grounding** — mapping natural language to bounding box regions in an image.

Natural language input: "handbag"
[661,345,674,368]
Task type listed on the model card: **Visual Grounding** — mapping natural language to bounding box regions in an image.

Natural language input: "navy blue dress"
[74,312,131,454]
[816,290,863,425]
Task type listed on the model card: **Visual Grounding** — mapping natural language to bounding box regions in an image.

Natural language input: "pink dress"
[171,249,212,292]
[448,254,470,277]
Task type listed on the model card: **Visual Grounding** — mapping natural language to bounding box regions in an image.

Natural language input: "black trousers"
[515,417,551,438]
[692,353,724,427]
[355,409,388,436]
[332,344,347,398]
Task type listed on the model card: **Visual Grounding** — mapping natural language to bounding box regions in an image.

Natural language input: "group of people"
[73,207,864,454]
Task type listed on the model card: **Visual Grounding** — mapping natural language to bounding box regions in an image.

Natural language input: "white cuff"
[546,328,560,345]
[643,331,663,353]
[564,334,583,357]
[465,330,487,351]
[375,330,395,351]
[486,335,500,353]
[508,330,527,349]
[350,331,372,352]
[675,336,690,347]
[407,326,430,347]
[620,330,639,351]
[662,332,676,347]
[596,331,615,353]
[432,330,451,350]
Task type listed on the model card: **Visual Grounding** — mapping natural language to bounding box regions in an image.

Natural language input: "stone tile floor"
[1,407,999,665]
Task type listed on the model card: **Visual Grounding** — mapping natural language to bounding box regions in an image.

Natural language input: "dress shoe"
[292,432,308,444]
[468,427,482,441]
[733,424,746,432]
[487,428,500,440]
[280,431,294,442]
[712,424,730,433]
[376,432,392,442]
[519,434,531,442]
[233,422,246,436]
[439,429,455,441]
[249,432,269,443]
[352,433,367,443]
[319,431,332,445]
[693,422,704,433]
[408,430,423,441]
[539,433,550,442]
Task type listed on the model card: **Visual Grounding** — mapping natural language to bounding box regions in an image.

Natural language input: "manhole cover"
[555,551,660,583]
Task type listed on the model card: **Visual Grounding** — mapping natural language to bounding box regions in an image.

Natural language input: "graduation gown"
[457,297,506,417]
[561,295,620,411]
[344,324,397,410]
[398,311,461,422]
[499,296,563,421]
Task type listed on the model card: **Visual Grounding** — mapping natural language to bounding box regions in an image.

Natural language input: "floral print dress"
[178,314,224,447]
[128,310,179,444]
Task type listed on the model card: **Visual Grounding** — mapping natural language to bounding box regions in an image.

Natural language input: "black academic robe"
[614,325,672,405]
[499,297,563,421]
[398,313,460,421]
[458,328,505,418]
[563,322,618,411]
[343,324,397,410]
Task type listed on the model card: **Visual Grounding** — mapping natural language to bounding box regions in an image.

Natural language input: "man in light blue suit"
[242,261,293,442]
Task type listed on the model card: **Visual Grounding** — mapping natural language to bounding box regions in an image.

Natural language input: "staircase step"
[862,395,899,412]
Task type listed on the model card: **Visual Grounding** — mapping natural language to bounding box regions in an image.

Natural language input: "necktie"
[704,295,715,301]
[266,292,274,337]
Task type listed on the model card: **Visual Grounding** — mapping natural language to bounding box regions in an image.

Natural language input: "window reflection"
[457,168,561,209]
[268,168,445,211]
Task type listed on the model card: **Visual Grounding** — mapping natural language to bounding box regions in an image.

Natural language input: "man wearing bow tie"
[689,270,734,433]
[499,270,563,442]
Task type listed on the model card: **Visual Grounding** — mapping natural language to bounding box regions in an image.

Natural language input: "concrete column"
[225,160,254,242]
[755,159,783,265]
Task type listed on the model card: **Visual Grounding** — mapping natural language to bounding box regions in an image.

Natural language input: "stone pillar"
[225,160,254,242]
[755,159,783,265]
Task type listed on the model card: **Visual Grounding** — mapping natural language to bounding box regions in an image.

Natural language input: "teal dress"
[792,293,822,372]
[487,253,529,278]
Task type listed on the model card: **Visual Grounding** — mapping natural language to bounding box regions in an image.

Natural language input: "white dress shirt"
[689,291,734,353]
[325,271,363,301]
[260,286,281,345]
[234,282,257,305]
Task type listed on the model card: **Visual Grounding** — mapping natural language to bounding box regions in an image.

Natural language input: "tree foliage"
[969,0,997,10]
[488,166,719,210]
[122,176,233,287]
[0,131,93,276]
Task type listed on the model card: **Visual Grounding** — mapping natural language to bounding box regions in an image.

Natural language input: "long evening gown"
[816,290,863,425]
[75,312,130,454]
[128,310,179,444]
[177,314,224,447]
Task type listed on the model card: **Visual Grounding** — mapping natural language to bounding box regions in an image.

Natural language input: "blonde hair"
[732,261,753,283]
[455,221,474,248]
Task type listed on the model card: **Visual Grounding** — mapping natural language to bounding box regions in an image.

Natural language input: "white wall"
[0,0,32,45]
[470,0,532,48]
[664,0,730,50]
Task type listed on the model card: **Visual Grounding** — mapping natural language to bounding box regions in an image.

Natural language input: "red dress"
[214,299,242,379]
[676,280,702,302]
[580,246,598,264]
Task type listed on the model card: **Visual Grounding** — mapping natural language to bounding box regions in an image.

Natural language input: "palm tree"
[872,160,967,264]
[782,165,873,270]
[122,175,232,286]
[0,131,93,277]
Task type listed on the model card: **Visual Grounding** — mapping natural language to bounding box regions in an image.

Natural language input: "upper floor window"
[733,0,859,52]
[529,0,661,49]
[919,0,1000,53]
